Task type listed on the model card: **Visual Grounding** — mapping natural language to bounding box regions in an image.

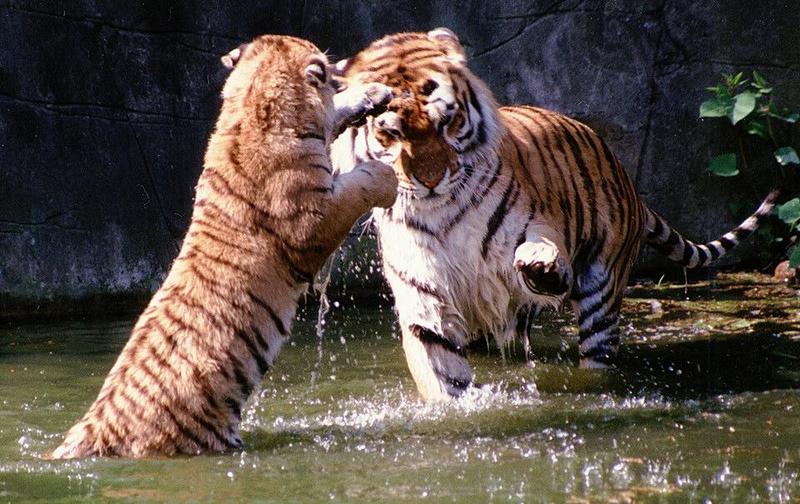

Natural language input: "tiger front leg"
[401,324,473,401]
[514,224,573,296]
[320,160,398,243]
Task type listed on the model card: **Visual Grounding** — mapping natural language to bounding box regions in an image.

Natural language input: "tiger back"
[331,29,778,401]
[50,34,397,458]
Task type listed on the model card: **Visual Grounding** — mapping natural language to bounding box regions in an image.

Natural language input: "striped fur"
[51,35,397,458]
[331,29,778,400]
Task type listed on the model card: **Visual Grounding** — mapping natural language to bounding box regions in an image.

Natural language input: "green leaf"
[790,246,800,268]
[730,91,757,124]
[746,118,768,139]
[752,70,767,88]
[778,198,800,224]
[707,153,739,177]
[785,113,799,124]
[699,96,733,118]
[775,147,800,166]
[725,72,745,90]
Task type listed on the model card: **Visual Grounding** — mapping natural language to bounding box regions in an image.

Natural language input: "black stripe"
[402,51,444,66]
[503,109,555,214]
[580,339,620,363]
[232,358,254,399]
[251,325,270,355]
[647,214,665,241]
[595,135,627,232]
[192,228,255,255]
[385,262,444,302]
[463,79,486,146]
[363,60,396,73]
[572,273,611,302]
[297,131,325,141]
[651,230,680,256]
[696,246,709,265]
[574,124,616,226]
[558,119,594,242]
[708,243,722,260]
[98,394,128,444]
[481,179,517,257]
[235,328,269,376]
[363,128,376,160]
[535,114,577,253]
[442,158,502,235]
[682,240,695,265]
[193,246,248,274]
[247,289,288,336]
[404,216,438,236]
[577,285,615,326]
[718,235,736,250]
[195,199,253,235]
[410,324,466,358]
[126,368,209,452]
[584,315,617,338]
[504,128,544,204]
[308,163,332,174]
[515,308,532,337]
[433,368,471,393]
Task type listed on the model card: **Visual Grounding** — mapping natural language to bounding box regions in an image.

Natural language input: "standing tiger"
[50,35,397,458]
[331,28,779,401]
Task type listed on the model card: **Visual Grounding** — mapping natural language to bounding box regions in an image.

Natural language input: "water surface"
[1,273,799,502]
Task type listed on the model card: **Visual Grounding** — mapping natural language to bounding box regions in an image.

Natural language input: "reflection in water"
[1,273,799,501]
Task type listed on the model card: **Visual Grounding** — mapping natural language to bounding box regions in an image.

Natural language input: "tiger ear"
[221,43,248,70]
[332,58,351,77]
[427,27,466,63]
[304,58,328,87]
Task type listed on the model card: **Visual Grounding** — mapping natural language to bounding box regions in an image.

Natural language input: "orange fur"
[51,35,397,457]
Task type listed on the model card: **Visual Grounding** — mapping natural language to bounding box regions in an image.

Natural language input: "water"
[2,273,800,502]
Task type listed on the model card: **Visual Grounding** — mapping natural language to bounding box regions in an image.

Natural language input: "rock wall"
[2,0,799,312]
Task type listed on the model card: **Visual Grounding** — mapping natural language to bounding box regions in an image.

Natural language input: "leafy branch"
[699,71,800,266]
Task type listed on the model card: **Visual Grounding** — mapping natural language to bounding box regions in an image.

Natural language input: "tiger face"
[335,28,499,203]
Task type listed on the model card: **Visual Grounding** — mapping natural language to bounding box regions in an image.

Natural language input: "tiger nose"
[415,173,444,189]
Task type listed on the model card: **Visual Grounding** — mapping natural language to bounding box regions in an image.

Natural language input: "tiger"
[330,28,779,401]
[50,34,397,458]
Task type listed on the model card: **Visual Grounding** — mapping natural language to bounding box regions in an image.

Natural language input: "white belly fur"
[375,179,563,350]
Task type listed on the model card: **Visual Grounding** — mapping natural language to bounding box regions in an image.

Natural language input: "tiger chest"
[375,195,531,340]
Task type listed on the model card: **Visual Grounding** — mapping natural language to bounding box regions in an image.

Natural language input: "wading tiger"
[50,35,397,458]
[330,28,779,401]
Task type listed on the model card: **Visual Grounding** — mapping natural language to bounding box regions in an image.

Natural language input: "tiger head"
[219,35,339,141]
[335,28,501,203]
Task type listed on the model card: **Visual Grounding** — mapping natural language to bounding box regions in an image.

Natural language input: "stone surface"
[1,0,799,311]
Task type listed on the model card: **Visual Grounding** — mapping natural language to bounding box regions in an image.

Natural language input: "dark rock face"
[2,1,799,311]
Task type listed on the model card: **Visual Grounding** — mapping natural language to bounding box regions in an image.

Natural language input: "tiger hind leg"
[514,225,573,296]
[570,266,622,368]
[401,324,473,401]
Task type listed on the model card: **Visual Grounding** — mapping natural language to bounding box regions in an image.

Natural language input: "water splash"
[310,253,337,387]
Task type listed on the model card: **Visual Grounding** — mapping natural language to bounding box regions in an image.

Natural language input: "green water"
[2,273,800,502]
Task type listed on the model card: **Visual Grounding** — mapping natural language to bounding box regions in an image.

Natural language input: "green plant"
[699,71,800,265]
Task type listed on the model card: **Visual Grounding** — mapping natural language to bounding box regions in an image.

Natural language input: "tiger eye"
[420,79,438,96]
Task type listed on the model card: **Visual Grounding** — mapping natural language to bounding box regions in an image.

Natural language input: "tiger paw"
[333,83,392,132]
[355,160,398,209]
[514,241,570,295]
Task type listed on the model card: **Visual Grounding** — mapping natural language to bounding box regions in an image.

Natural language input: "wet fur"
[51,35,396,458]
[331,29,777,401]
